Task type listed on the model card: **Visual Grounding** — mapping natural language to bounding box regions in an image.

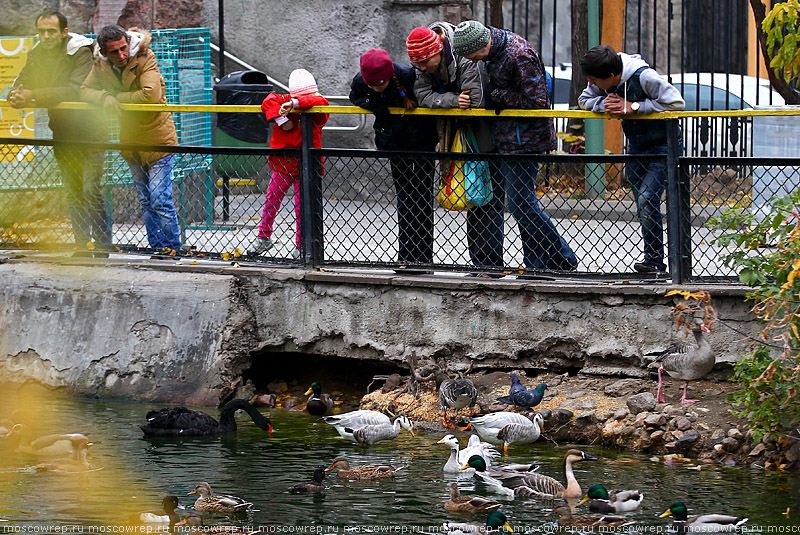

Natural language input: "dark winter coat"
[13,33,105,142]
[349,62,438,151]
[483,27,556,154]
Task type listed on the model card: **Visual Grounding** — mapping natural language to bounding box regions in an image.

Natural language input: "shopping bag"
[437,129,470,210]
[462,127,493,207]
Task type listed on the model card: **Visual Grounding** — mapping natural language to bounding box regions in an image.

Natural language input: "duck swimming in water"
[659,501,748,532]
[325,456,404,479]
[140,399,272,436]
[289,467,326,493]
[445,482,502,515]
[187,482,253,514]
[578,484,644,513]
[550,504,635,530]
[443,510,513,534]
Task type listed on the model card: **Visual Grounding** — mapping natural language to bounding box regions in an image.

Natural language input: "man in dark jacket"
[452,20,577,273]
[9,10,110,257]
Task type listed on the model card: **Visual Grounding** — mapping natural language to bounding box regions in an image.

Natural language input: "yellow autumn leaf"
[190,260,197,265]
[222,252,231,261]
[233,248,242,258]
[86,241,95,251]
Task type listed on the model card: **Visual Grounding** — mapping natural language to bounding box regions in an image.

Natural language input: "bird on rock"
[649,319,714,403]
[439,377,478,430]
[496,375,547,411]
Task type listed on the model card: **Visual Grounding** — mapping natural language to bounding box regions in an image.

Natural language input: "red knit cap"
[360,49,395,86]
[406,27,443,63]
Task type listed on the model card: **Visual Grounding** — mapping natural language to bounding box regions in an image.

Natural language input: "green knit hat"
[452,20,491,56]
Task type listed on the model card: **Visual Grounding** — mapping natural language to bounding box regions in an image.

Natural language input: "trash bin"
[213,70,273,219]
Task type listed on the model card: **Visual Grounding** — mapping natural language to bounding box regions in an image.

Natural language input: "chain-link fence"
[2,113,797,283]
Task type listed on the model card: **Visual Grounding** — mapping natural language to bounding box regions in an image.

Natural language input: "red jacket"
[261,92,329,176]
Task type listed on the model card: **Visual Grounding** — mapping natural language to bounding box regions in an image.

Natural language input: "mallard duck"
[550,504,636,530]
[439,434,500,474]
[141,399,272,436]
[34,441,93,472]
[439,377,478,430]
[349,415,415,444]
[463,449,596,499]
[304,382,334,416]
[460,455,539,498]
[187,482,252,514]
[175,512,264,534]
[325,456,404,479]
[445,482,502,515]
[649,319,714,403]
[578,484,644,513]
[133,496,183,525]
[659,501,748,532]
[496,375,547,410]
[443,510,513,534]
[467,412,544,452]
[289,467,326,493]
[11,424,92,458]
[322,409,392,440]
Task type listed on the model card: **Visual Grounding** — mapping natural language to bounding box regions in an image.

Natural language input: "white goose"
[438,434,500,474]
[348,415,415,445]
[321,410,391,440]
[467,412,544,452]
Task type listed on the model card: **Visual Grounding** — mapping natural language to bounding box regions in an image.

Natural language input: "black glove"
[484,94,505,115]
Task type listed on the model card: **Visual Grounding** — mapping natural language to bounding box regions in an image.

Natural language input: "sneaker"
[548,257,579,272]
[633,261,667,273]
[248,238,274,256]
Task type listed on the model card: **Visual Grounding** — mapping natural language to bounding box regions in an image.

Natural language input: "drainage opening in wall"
[242,352,407,410]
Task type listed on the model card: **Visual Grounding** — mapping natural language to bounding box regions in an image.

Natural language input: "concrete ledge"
[0,256,755,404]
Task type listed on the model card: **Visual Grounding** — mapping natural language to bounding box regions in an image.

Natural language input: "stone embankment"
[350,370,798,471]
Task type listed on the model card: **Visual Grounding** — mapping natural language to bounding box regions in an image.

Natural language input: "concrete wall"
[0,259,756,405]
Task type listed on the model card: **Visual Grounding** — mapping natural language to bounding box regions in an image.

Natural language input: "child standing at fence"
[249,69,329,258]
[349,49,439,272]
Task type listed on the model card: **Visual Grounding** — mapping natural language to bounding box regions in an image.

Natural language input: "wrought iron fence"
[2,109,797,284]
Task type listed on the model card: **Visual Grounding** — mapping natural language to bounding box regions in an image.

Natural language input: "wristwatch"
[630,101,640,112]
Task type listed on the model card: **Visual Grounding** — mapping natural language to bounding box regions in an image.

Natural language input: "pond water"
[1,387,799,534]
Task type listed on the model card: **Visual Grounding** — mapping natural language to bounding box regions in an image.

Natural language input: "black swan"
[140,399,272,436]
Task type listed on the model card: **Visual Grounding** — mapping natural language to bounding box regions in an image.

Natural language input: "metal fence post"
[300,113,323,268]
[665,118,690,283]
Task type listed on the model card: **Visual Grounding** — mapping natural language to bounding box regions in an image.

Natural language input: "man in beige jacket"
[81,24,181,253]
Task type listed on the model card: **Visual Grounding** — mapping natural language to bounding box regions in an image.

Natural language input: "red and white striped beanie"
[406,27,443,63]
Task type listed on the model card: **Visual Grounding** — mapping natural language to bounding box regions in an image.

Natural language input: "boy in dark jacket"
[350,49,439,270]
[10,10,109,256]
[579,45,685,273]
[452,20,577,273]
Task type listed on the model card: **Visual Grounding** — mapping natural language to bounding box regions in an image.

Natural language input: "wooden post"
[603,0,625,157]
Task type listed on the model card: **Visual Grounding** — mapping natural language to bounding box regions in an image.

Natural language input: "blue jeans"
[471,158,576,270]
[626,143,667,270]
[129,154,181,250]
[55,147,111,247]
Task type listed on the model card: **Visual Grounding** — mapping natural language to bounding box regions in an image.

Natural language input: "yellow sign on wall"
[0,36,35,162]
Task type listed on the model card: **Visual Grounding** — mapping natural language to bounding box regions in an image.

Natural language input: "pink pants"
[258,171,301,249]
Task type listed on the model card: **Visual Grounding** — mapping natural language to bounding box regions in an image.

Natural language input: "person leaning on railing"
[80,24,182,258]
[349,48,439,273]
[407,22,504,276]
[9,9,110,257]
[578,45,685,274]
[453,20,579,273]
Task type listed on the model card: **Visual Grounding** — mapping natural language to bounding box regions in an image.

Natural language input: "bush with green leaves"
[710,188,800,443]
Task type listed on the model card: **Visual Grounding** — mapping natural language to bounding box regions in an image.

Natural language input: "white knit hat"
[288,69,318,97]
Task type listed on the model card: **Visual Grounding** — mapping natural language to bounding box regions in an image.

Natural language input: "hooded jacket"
[482,27,556,154]
[412,21,493,152]
[579,53,685,149]
[13,33,105,142]
[80,30,177,164]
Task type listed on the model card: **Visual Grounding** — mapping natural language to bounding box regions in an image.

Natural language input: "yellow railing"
[2,101,800,119]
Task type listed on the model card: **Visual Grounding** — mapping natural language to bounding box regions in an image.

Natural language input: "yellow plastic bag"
[437,130,471,210]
